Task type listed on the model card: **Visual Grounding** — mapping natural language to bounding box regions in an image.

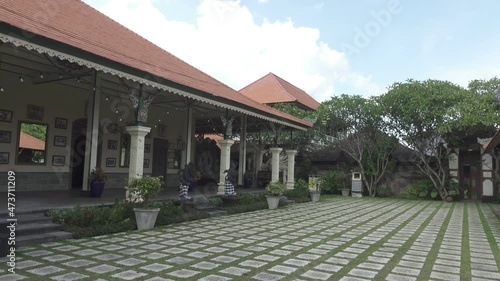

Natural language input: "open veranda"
[2,197,500,281]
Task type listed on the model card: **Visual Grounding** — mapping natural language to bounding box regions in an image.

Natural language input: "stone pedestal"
[218,139,235,194]
[126,125,151,180]
[285,150,297,190]
[270,147,282,183]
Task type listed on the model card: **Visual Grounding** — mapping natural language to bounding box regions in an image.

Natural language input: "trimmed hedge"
[47,200,208,239]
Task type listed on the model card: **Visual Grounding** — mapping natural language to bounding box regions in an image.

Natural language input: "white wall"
[0,71,91,173]
[0,70,188,181]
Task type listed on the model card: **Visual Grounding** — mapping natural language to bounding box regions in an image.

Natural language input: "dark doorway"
[152,138,169,186]
[71,118,88,189]
[460,150,482,200]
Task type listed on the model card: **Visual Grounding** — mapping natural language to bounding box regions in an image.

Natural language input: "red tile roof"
[19,132,45,150]
[483,130,500,150]
[0,0,312,129]
[239,73,320,111]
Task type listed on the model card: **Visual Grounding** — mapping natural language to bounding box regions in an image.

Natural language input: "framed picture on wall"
[157,124,166,137]
[144,144,151,153]
[27,105,44,121]
[53,136,67,147]
[107,140,118,150]
[54,117,68,129]
[0,152,9,164]
[0,131,11,143]
[106,158,116,167]
[52,155,65,166]
[0,109,13,123]
[143,159,149,168]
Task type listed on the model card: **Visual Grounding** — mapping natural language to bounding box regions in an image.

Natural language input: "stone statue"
[198,151,215,179]
[179,162,195,200]
[223,161,237,196]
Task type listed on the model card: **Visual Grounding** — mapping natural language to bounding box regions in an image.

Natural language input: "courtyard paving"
[2,198,500,281]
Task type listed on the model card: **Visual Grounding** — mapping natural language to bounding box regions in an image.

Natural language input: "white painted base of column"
[125,125,151,198]
[217,139,235,195]
[286,182,294,190]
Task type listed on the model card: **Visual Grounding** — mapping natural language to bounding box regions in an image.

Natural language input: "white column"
[218,139,235,194]
[270,147,282,182]
[285,150,297,190]
[185,106,193,164]
[126,126,151,180]
[82,72,101,191]
[238,116,247,185]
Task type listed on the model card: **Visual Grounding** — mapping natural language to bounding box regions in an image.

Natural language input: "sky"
[83,0,500,102]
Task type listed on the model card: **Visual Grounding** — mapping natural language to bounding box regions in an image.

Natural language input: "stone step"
[206,210,227,217]
[17,223,63,236]
[17,231,73,248]
[192,196,209,204]
[194,203,217,211]
[6,213,52,224]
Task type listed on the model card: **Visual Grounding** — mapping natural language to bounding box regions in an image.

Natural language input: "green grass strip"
[233,198,404,280]
[478,204,500,269]
[370,201,442,280]
[460,203,471,280]
[417,202,455,281]
[323,200,427,281]
[278,199,419,280]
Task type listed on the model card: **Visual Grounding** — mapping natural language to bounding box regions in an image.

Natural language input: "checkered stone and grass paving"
[2,198,500,280]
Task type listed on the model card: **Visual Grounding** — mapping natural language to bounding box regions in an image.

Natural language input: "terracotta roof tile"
[484,130,500,150]
[0,0,312,128]
[239,73,320,110]
[19,132,45,150]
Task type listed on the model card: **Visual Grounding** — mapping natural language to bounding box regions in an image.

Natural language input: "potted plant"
[243,171,254,189]
[128,176,162,230]
[265,181,286,209]
[309,176,321,202]
[89,168,106,198]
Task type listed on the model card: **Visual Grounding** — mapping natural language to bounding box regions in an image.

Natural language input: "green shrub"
[64,220,136,239]
[48,199,208,238]
[320,170,346,194]
[207,196,223,207]
[150,201,183,225]
[239,192,266,205]
[284,180,311,203]
[401,180,441,200]
[266,181,286,196]
[294,179,308,190]
[223,201,268,214]
[47,204,132,228]
[128,176,162,207]
[376,185,394,198]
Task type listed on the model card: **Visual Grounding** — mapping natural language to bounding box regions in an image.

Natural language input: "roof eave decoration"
[0,32,310,131]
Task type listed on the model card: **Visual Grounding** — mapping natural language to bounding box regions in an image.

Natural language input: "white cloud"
[83,0,382,102]
[258,0,269,3]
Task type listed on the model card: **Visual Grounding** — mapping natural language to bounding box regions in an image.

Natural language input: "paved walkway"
[2,198,500,280]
